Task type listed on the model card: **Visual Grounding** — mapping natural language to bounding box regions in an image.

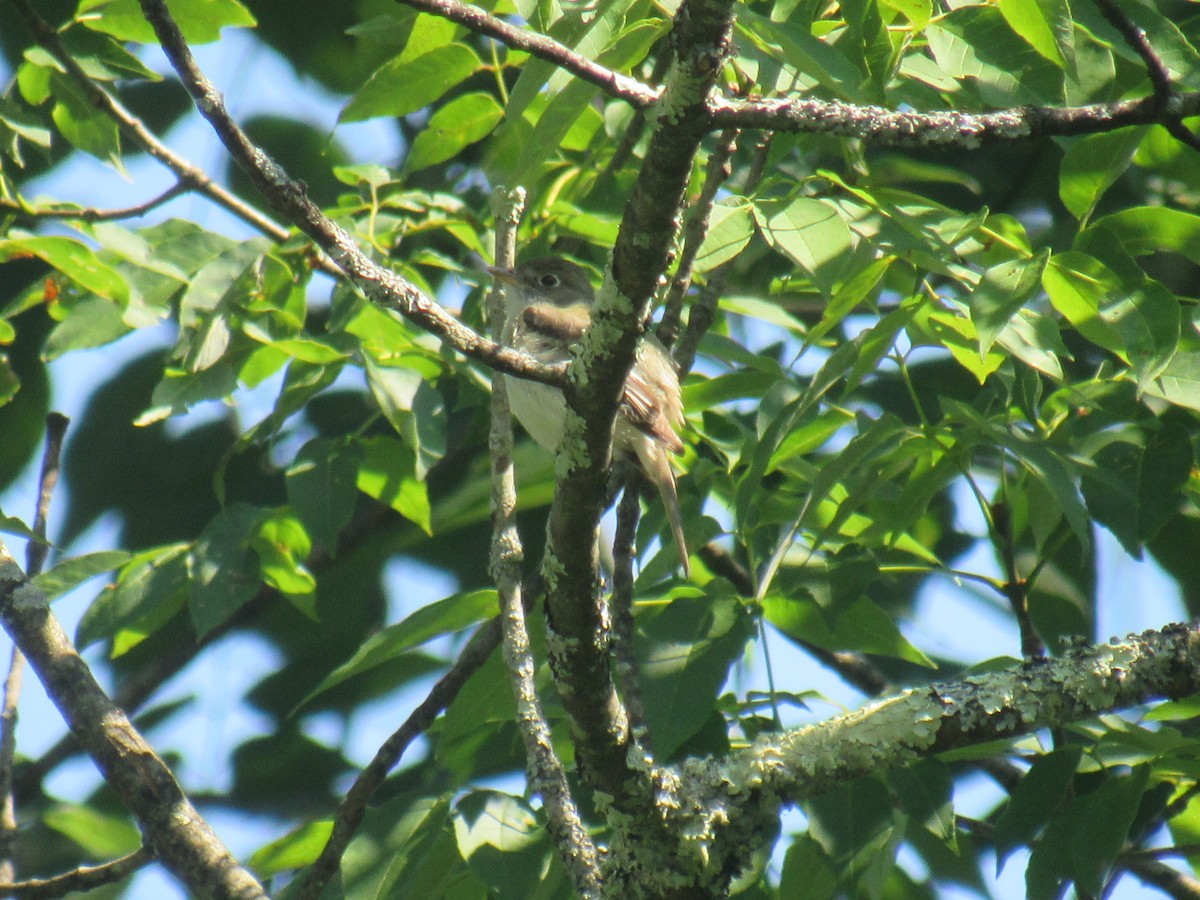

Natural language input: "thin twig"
[397,0,658,109]
[0,183,188,224]
[1090,0,1200,152]
[485,188,601,897]
[612,482,647,731]
[672,132,772,374]
[0,414,67,884]
[0,847,154,899]
[135,0,565,388]
[294,617,503,900]
[657,128,740,348]
[7,0,294,246]
[698,543,891,697]
[991,499,1045,659]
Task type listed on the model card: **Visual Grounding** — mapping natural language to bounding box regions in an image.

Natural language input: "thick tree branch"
[398,0,659,109]
[0,549,265,900]
[134,0,565,388]
[709,92,1200,144]
[658,624,1200,889]
[539,0,736,811]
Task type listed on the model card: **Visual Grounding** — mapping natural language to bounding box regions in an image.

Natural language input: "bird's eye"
[539,273,560,288]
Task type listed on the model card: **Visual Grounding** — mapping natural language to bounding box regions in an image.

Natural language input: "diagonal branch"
[0,547,266,900]
[134,0,565,388]
[0,183,189,224]
[7,0,291,245]
[398,0,659,109]
[0,847,154,899]
[666,624,1200,887]
[1090,0,1200,152]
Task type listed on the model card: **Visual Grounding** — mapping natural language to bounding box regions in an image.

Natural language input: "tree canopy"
[2,0,1200,897]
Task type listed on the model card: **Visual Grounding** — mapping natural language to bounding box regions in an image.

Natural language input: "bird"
[488,256,690,576]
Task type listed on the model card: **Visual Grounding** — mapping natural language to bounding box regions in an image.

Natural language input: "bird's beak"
[485,265,518,285]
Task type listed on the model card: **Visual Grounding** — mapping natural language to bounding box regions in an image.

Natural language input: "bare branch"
[709,92,1200,145]
[294,618,503,900]
[1091,0,1200,153]
[7,0,292,245]
[134,0,565,387]
[611,481,647,731]
[0,847,154,899]
[657,128,740,348]
[0,414,67,884]
[399,0,659,109]
[0,549,265,900]
[486,188,601,897]
[0,184,189,224]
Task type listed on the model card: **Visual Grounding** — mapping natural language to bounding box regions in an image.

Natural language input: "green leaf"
[356,435,433,534]
[1150,351,1200,413]
[753,197,853,297]
[1102,280,1180,390]
[44,295,130,358]
[32,550,132,601]
[76,544,189,653]
[1081,420,1194,554]
[299,590,498,709]
[48,71,121,162]
[1059,129,1145,222]
[637,592,754,759]
[1069,767,1149,894]
[188,504,267,637]
[364,357,446,478]
[454,791,547,898]
[0,236,129,305]
[998,0,1074,68]
[968,251,1049,356]
[250,512,316,615]
[404,93,503,173]
[341,45,482,123]
[1083,206,1200,258]
[764,593,935,667]
[77,0,256,44]
[994,745,1081,866]
[1042,251,1126,354]
[250,820,333,876]
[42,804,140,857]
[695,199,755,273]
[286,437,362,552]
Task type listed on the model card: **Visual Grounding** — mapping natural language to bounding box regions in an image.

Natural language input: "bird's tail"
[646,447,690,577]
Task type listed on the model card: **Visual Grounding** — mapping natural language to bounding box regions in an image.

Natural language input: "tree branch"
[0,847,154,899]
[295,616,503,900]
[397,0,659,110]
[709,91,1200,145]
[539,0,737,811]
[0,414,67,884]
[0,549,265,900]
[134,0,565,388]
[0,183,189,224]
[6,0,291,245]
[661,624,1200,889]
[486,187,601,897]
